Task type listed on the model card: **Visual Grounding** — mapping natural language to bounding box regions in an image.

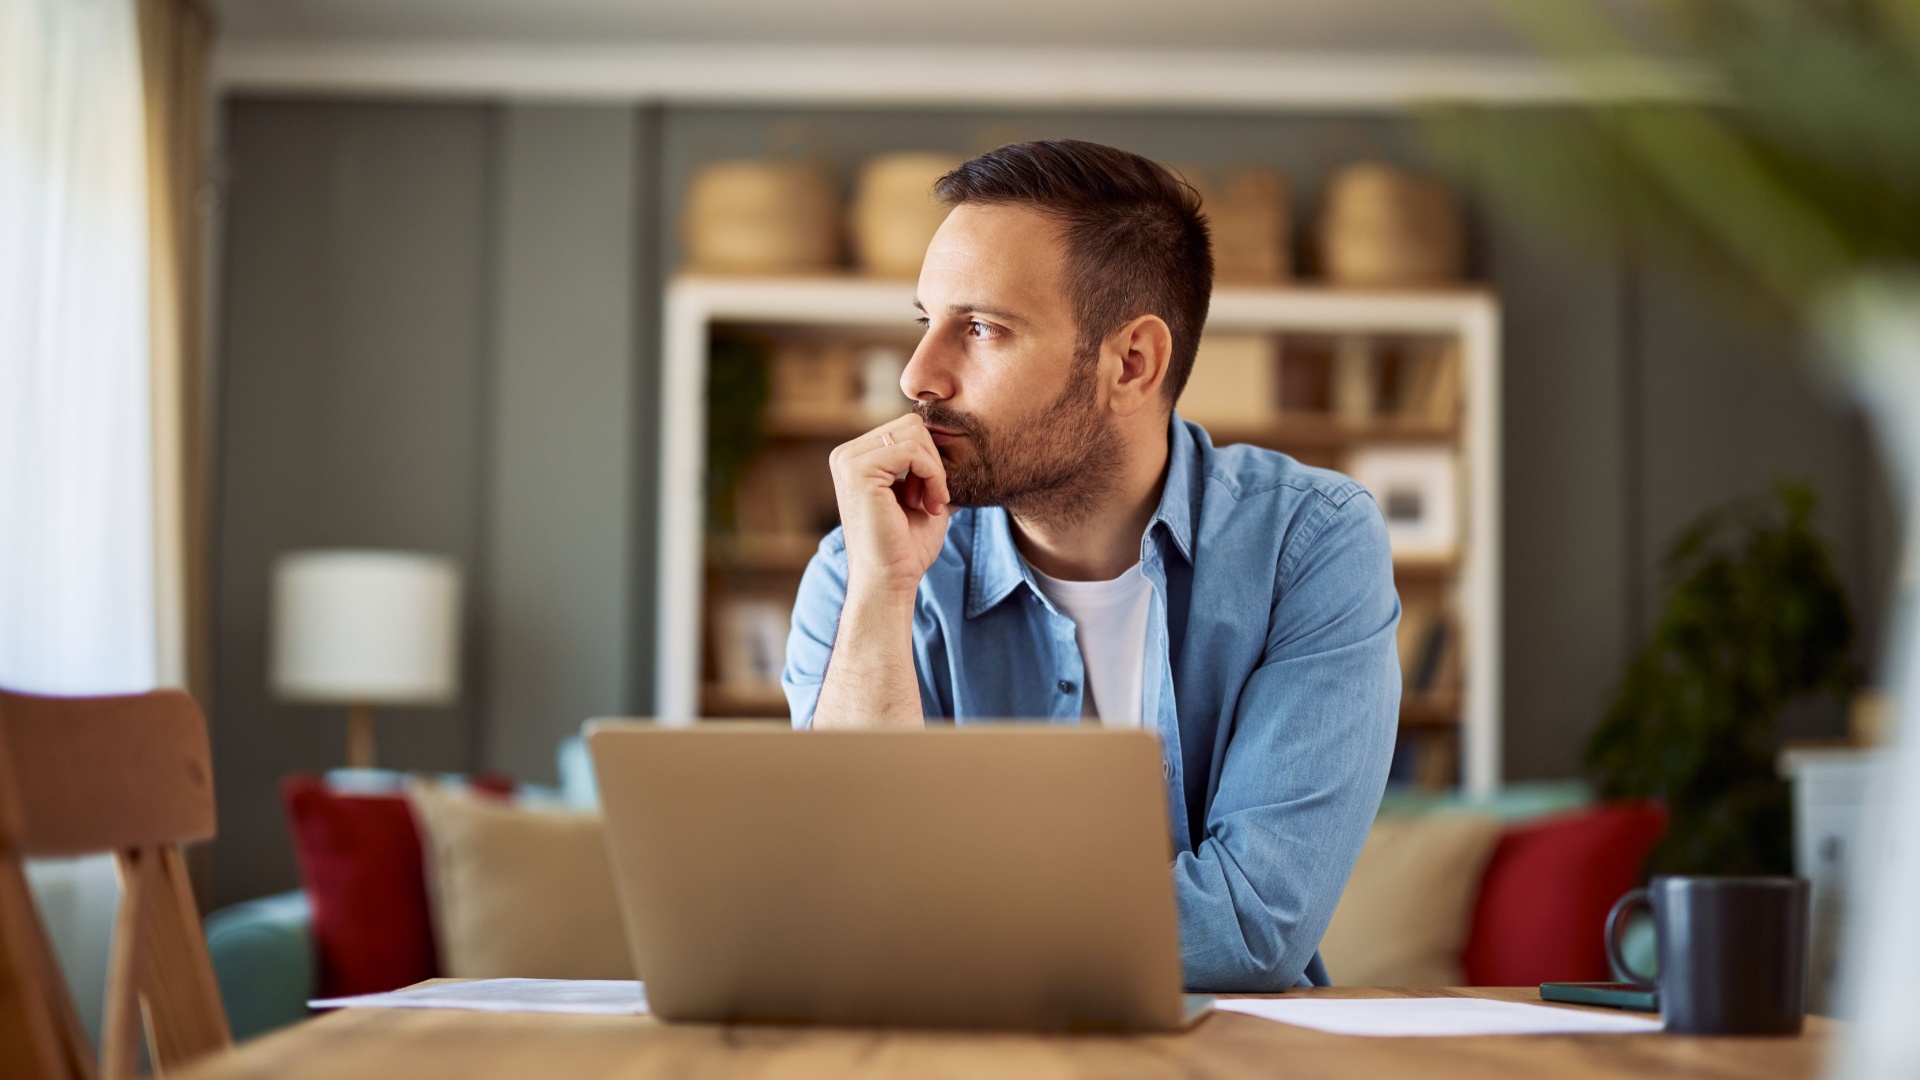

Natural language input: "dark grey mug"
[1605,875,1810,1035]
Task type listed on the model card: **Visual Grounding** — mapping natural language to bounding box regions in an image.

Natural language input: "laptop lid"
[586,723,1195,1032]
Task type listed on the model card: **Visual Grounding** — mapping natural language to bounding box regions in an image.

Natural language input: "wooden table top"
[173,985,1836,1080]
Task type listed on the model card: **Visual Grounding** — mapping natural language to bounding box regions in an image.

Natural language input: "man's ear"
[1105,314,1174,417]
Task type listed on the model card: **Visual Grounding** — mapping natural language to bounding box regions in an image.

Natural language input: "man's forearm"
[812,589,924,728]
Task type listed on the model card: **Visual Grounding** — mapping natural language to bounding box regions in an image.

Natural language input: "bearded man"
[782,140,1401,992]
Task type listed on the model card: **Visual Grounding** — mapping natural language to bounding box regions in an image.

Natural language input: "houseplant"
[706,333,770,533]
[1584,483,1858,876]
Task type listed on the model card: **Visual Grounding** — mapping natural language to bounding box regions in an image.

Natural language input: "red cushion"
[1460,801,1667,986]
[281,775,439,996]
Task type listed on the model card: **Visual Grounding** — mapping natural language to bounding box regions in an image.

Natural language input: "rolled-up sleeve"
[782,531,850,729]
[1172,491,1401,991]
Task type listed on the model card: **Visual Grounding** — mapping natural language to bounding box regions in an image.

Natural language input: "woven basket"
[682,160,841,274]
[1188,166,1291,285]
[1318,163,1464,287]
[850,153,962,279]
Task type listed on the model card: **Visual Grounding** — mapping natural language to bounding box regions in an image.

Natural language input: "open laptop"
[585,722,1212,1032]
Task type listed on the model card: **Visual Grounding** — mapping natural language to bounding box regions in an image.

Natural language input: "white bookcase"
[656,275,1503,796]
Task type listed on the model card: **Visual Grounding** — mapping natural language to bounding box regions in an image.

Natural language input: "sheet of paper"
[311,978,649,1016]
[1216,997,1662,1037]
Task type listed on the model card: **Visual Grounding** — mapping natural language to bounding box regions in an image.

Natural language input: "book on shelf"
[1257,335,1461,432]
[731,450,838,540]
[1412,620,1450,696]
[1396,599,1458,700]
[1386,728,1460,790]
[1388,340,1458,426]
[1331,337,1376,425]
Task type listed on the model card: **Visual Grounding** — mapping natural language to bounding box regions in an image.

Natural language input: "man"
[782,140,1400,992]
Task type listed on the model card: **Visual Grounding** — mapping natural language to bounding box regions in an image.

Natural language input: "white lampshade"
[270,550,462,705]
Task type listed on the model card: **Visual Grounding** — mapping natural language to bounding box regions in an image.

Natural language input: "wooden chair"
[0,689,231,1079]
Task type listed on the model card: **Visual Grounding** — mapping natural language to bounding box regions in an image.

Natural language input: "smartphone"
[1539,981,1659,1013]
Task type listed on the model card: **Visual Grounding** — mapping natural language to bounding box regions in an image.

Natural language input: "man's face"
[906,203,1122,522]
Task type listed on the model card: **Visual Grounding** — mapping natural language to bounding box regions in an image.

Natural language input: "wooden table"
[172,986,1835,1080]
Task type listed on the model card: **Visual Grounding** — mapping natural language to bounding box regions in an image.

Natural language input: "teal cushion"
[204,891,315,1040]
[1379,779,1594,823]
[558,734,599,808]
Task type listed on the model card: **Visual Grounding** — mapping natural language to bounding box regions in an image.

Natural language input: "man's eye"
[967,320,992,338]
[915,316,930,328]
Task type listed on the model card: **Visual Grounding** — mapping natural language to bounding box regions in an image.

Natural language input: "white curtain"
[0,0,157,695]
[1,0,157,1050]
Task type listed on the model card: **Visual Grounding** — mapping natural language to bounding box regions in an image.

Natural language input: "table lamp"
[270,550,462,769]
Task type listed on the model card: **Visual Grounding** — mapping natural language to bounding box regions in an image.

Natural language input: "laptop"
[585,722,1212,1032]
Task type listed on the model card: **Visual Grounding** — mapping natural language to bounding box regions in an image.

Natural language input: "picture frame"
[1346,446,1458,560]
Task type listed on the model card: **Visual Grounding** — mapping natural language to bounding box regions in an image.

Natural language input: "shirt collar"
[1151,412,1199,565]
[964,414,1199,619]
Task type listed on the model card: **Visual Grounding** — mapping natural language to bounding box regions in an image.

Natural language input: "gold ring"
[882,432,895,448]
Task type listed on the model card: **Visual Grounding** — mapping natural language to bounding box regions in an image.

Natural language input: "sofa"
[205,747,1662,1040]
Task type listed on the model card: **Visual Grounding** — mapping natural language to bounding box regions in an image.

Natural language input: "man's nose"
[901,332,956,403]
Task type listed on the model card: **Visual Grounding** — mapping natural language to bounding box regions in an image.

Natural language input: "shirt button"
[1057,680,1075,694]
[1163,761,1175,779]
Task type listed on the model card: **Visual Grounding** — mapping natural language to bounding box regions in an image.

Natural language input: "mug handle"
[1604,887,1657,990]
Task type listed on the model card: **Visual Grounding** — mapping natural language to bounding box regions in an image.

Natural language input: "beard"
[915,353,1125,529]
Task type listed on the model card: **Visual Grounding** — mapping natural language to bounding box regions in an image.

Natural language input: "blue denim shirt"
[783,415,1401,992]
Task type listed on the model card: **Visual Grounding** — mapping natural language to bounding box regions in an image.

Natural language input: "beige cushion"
[408,782,633,979]
[1317,812,1503,986]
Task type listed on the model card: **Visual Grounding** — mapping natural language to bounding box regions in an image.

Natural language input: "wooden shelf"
[1205,414,1457,449]
[709,535,822,573]
[1399,695,1461,727]
[763,408,909,440]
[664,275,1501,792]
[701,683,790,718]
[1393,557,1459,580]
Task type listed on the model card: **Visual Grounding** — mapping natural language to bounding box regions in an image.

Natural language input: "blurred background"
[8,0,1912,1060]
[204,0,1893,892]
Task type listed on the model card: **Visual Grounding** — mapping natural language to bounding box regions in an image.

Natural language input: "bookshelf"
[656,275,1502,796]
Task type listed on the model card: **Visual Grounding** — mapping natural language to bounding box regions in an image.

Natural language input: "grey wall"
[214,102,495,904]
[212,101,652,906]
[1481,179,1635,784]
[211,98,1889,905]
[481,106,642,784]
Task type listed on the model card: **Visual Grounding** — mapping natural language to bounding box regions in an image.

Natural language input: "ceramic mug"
[1605,875,1810,1035]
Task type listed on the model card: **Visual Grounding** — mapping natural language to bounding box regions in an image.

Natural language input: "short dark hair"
[934,140,1213,403]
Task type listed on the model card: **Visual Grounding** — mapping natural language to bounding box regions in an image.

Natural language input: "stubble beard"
[915,352,1124,531]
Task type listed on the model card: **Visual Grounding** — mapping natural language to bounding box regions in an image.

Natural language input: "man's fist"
[827,413,953,602]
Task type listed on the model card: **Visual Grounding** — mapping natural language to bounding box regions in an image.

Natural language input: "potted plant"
[1584,483,1858,876]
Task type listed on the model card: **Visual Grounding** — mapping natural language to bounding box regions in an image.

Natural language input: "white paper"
[1216,997,1662,1036]
[311,978,649,1016]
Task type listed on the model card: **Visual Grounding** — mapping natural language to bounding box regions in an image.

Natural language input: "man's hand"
[812,413,951,728]
[827,413,952,603]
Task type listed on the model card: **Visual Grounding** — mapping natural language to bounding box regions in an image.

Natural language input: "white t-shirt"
[1030,563,1154,728]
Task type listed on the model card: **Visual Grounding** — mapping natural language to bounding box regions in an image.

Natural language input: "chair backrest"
[0,688,232,1080]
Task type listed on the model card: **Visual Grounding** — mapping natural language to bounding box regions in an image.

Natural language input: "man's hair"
[933,140,1213,404]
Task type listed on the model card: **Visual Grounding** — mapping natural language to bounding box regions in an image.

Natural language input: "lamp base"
[346,703,376,769]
